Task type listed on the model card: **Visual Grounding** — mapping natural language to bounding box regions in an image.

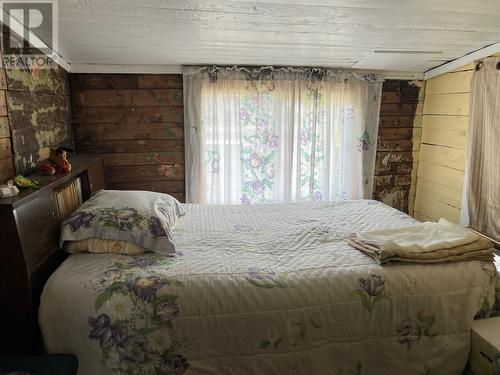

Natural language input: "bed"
[39,199,498,374]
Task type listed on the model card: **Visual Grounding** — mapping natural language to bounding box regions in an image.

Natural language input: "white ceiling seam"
[424,41,500,79]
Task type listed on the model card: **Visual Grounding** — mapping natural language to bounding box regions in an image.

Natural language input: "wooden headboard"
[0,154,106,355]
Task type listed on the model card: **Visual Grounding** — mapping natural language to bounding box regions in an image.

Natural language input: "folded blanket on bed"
[347,235,494,264]
[348,219,494,264]
[355,218,479,252]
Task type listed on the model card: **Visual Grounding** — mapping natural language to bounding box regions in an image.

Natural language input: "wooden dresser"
[0,154,106,355]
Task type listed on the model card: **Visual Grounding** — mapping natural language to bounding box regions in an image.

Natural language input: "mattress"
[39,199,498,375]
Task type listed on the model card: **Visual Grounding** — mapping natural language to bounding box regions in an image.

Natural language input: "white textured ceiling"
[53,0,500,73]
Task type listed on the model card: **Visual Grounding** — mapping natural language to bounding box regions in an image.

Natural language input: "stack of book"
[53,177,82,222]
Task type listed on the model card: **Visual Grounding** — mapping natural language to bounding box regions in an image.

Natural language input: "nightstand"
[469,316,500,374]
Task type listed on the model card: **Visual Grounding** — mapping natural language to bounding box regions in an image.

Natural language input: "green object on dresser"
[0,354,78,375]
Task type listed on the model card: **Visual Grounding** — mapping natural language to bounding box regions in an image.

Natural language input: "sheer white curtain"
[184,66,383,204]
[461,58,500,241]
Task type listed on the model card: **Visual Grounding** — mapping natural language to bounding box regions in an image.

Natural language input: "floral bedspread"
[39,200,499,375]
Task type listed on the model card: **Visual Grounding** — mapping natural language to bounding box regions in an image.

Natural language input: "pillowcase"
[60,190,185,255]
[65,238,144,255]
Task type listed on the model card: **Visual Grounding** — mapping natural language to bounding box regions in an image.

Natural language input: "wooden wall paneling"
[0,69,7,90]
[4,66,72,175]
[416,178,463,209]
[6,68,69,95]
[103,152,184,165]
[0,138,12,160]
[414,211,433,222]
[423,92,469,116]
[421,113,469,132]
[0,117,9,138]
[7,92,70,130]
[425,71,473,95]
[73,106,183,124]
[0,157,14,183]
[137,75,183,89]
[70,74,139,90]
[74,123,183,142]
[106,164,185,183]
[0,90,7,116]
[0,107,14,183]
[11,125,71,156]
[72,88,183,107]
[408,81,424,215]
[71,74,186,200]
[414,193,461,223]
[373,80,424,214]
[417,161,465,189]
[76,139,184,153]
[420,128,468,150]
[414,62,475,223]
[419,144,466,171]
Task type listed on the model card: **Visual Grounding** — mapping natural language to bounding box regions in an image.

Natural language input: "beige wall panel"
[421,114,469,131]
[419,144,467,171]
[423,92,470,116]
[414,211,434,222]
[421,127,468,149]
[425,71,473,95]
[412,127,422,151]
[417,161,465,190]
[416,178,463,209]
[414,193,461,223]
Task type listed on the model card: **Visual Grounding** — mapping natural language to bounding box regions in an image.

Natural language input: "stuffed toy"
[37,147,73,175]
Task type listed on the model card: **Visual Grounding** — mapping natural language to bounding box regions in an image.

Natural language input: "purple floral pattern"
[245,267,288,288]
[88,257,188,374]
[69,211,96,231]
[474,261,500,319]
[298,84,326,201]
[149,216,168,238]
[154,300,180,324]
[357,130,372,152]
[67,207,169,240]
[126,276,164,303]
[395,312,437,350]
[160,353,190,374]
[205,150,220,175]
[238,76,280,204]
[204,72,349,204]
[354,274,389,312]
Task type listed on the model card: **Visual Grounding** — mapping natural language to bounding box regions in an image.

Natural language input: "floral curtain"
[183,66,384,204]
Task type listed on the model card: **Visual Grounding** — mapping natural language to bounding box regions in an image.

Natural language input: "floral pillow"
[60,190,185,255]
[65,238,145,255]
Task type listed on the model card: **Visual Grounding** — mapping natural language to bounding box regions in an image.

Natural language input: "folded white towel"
[355,218,479,253]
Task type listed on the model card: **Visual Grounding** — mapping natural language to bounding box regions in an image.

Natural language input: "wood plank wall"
[0,69,13,183]
[414,63,474,223]
[71,74,185,202]
[0,42,72,181]
[6,67,72,175]
[373,80,424,214]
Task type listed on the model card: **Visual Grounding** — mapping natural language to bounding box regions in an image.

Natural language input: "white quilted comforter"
[39,200,498,375]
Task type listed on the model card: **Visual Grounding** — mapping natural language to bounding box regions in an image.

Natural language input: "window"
[184,67,383,204]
